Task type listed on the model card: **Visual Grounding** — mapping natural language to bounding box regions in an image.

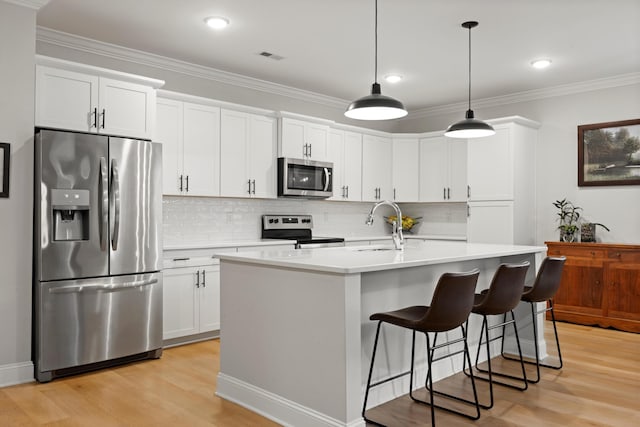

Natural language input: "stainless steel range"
[261,214,345,248]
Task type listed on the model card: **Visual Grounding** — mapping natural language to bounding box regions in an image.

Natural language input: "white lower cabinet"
[467,201,515,245]
[163,262,220,340]
[162,244,295,344]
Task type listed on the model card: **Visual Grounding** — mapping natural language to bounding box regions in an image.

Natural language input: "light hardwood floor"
[0,322,638,426]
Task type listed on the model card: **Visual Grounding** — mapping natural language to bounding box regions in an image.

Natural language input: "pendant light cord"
[374,0,378,84]
[467,24,472,111]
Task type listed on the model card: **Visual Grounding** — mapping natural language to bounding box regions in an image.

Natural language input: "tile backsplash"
[163,196,467,245]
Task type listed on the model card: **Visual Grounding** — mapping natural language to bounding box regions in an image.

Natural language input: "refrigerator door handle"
[99,157,108,251]
[49,278,159,294]
[110,159,121,250]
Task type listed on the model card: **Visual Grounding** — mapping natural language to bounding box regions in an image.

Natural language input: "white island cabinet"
[216,241,547,427]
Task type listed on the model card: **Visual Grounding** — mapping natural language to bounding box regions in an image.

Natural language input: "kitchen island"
[215,240,547,427]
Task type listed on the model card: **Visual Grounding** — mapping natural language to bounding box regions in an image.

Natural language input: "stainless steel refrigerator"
[33,129,163,382]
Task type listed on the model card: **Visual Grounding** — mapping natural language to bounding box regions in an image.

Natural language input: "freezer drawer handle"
[49,278,159,293]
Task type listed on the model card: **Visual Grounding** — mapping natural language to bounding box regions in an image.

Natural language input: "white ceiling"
[36,0,640,112]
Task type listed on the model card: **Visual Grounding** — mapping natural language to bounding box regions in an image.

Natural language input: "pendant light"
[345,0,407,120]
[445,21,495,138]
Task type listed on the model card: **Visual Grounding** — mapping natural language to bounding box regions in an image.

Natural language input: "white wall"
[163,197,467,245]
[0,1,36,386]
[397,83,640,244]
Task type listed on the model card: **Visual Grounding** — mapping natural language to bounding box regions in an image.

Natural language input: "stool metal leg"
[362,321,385,427]
[414,326,481,421]
[470,312,528,409]
[501,300,563,383]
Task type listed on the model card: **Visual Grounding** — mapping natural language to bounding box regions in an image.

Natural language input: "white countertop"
[217,240,547,274]
[163,234,465,252]
[163,239,295,251]
[344,234,466,242]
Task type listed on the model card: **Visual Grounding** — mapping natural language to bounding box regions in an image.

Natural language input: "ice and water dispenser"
[51,189,90,241]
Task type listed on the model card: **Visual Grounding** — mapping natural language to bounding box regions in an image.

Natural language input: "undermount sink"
[347,245,396,252]
[355,247,395,252]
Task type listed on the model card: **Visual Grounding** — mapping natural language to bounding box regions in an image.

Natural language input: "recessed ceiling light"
[531,59,552,69]
[205,16,229,30]
[384,74,403,83]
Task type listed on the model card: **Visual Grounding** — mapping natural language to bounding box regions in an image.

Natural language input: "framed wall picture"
[0,142,10,198]
[578,119,640,186]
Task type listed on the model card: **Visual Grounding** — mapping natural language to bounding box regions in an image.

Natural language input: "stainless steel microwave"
[277,157,333,199]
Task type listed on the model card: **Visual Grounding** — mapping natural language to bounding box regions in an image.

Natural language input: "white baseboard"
[0,361,34,387]
[216,373,365,427]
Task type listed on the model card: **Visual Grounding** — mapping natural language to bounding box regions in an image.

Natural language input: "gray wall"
[396,84,640,245]
[0,1,36,385]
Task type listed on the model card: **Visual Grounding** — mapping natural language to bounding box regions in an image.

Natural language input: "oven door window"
[287,164,328,191]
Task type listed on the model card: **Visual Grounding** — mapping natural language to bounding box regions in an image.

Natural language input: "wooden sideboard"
[545,242,640,333]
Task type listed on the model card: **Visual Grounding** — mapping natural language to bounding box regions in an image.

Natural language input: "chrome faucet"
[365,200,404,250]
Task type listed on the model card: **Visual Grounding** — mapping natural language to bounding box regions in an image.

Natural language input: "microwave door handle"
[99,157,108,251]
[323,168,330,192]
[110,159,121,250]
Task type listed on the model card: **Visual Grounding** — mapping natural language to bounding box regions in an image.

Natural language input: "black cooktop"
[261,214,344,245]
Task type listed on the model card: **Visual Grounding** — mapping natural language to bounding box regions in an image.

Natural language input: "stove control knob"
[274,219,279,223]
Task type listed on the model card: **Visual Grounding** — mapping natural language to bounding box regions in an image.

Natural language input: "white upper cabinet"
[362,134,393,202]
[220,109,277,198]
[392,137,420,202]
[156,96,220,197]
[35,57,162,140]
[182,103,221,197]
[466,119,538,202]
[328,129,362,201]
[156,98,183,196]
[279,117,328,161]
[419,135,467,202]
[467,128,512,201]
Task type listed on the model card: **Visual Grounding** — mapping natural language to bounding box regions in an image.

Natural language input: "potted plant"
[553,198,582,242]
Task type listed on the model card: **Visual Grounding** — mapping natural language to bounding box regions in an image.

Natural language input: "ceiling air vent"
[258,51,284,61]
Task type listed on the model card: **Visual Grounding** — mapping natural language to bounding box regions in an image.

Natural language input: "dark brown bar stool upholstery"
[362,269,481,427]
[501,256,566,383]
[465,262,530,409]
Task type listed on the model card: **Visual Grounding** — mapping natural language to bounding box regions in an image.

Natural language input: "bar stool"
[362,269,481,427]
[501,256,566,383]
[464,262,530,409]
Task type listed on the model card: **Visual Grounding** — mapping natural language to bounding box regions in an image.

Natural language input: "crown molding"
[36,27,640,122]
[3,0,48,10]
[36,26,349,110]
[407,72,640,120]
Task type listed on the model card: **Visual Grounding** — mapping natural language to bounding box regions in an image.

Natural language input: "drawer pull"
[172,257,190,261]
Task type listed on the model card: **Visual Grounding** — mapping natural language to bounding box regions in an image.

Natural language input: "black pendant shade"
[445,21,495,138]
[345,82,407,120]
[344,0,407,121]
